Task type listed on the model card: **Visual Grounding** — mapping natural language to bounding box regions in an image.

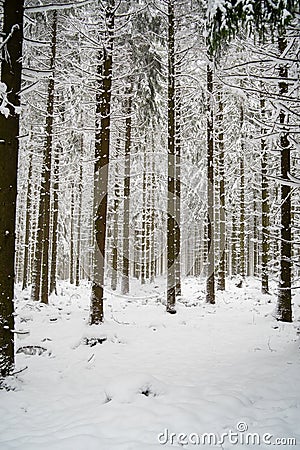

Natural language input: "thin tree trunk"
[150,143,156,283]
[22,155,32,290]
[239,105,245,281]
[31,184,44,302]
[277,36,292,322]
[175,80,181,296]
[0,0,24,379]
[231,210,237,276]
[121,87,132,295]
[206,63,215,304]
[49,145,60,295]
[111,140,120,290]
[70,181,75,284]
[253,196,259,277]
[217,90,225,290]
[260,96,270,294]
[90,1,115,324]
[41,11,58,304]
[75,163,83,287]
[141,155,147,285]
[145,168,151,281]
[166,0,176,313]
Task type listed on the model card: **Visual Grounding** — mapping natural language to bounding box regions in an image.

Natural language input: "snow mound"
[105,373,167,403]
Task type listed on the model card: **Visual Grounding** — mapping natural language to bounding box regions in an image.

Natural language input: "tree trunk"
[277,36,292,322]
[145,167,151,281]
[111,140,120,290]
[231,209,237,276]
[75,163,83,287]
[141,155,147,285]
[31,183,44,302]
[175,80,181,296]
[22,155,32,290]
[49,145,60,295]
[166,0,176,313]
[121,87,132,295]
[41,11,58,304]
[239,105,245,281]
[0,0,24,379]
[90,1,114,324]
[70,181,75,284]
[150,143,156,283]
[217,90,225,291]
[206,63,215,304]
[260,96,270,294]
[253,196,258,277]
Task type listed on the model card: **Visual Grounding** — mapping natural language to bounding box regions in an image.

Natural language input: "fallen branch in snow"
[10,366,28,376]
[83,337,107,347]
[107,304,133,326]
[109,312,132,326]
[16,345,49,356]
[87,353,95,363]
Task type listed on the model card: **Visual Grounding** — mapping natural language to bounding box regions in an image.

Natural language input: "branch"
[0,24,19,51]
[25,0,93,13]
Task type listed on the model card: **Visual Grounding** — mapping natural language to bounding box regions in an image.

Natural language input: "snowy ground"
[0,277,300,449]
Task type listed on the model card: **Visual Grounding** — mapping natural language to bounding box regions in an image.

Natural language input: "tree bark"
[22,155,32,290]
[253,196,259,277]
[231,209,237,276]
[90,1,115,324]
[239,105,245,281]
[111,139,120,290]
[277,36,292,322]
[75,162,83,287]
[150,142,156,283]
[141,158,147,285]
[260,96,270,294]
[31,182,44,302]
[70,180,75,284]
[0,0,24,379]
[121,87,132,295]
[206,63,215,304]
[175,80,181,296]
[166,0,176,313]
[217,90,225,291]
[49,145,60,295]
[41,11,58,304]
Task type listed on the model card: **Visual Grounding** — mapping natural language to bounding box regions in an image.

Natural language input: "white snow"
[0,277,299,449]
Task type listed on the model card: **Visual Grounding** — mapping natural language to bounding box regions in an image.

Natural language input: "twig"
[11,366,28,376]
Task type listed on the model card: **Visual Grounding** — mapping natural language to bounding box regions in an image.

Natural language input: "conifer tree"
[0,0,24,380]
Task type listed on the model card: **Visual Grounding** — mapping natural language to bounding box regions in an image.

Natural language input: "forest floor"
[0,277,300,449]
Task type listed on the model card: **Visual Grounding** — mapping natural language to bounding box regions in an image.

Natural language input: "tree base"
[166,306,177,314]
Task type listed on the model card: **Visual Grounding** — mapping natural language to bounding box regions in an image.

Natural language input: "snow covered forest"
[0,0,300,449]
